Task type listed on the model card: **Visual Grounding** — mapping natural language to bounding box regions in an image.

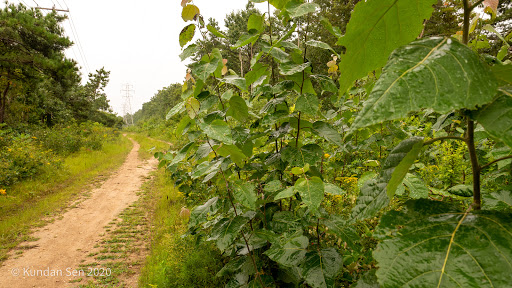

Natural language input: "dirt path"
[0,137,157,288]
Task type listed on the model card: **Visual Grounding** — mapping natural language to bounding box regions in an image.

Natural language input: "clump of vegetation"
[150,0,512,287]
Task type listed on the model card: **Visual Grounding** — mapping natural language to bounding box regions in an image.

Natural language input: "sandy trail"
[0,137,157,288]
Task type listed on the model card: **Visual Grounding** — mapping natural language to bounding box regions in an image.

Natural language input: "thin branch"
[470,0,486,11]
[481,155,512,170]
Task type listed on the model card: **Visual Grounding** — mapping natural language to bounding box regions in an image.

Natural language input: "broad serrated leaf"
[281,144,323,167]
[274,187,295,200]
[217,144,248,168]
[279,62,311,75]
[475,93,512,148]
[351,37,498,132]
[247,14,264,33]
[375,199,512,288]
[296,93,319,115]
[286,2,319,18]
[352,137,424,219]
[180,44,198,61]
[338,0,437,93]
[324,183,345,196]
[209,216,249,252]
[232,181,258,210]
[166,101,185,119]
[312,121,343,147]
[351,178,389,220]
[189,197,219,227]
[179,24,196,47]
[295,177,324,212]
[227,96,249,122]
[306,40,336,55]
[232,32,260,49]
[386,137,424,198]
[484,190,512,210]
[192,57,221,82]
[185,97,200,119]
[403,173,429,199]
[491,64,512,86]
[182,4,199,21]
[199,120,233,144]
[321,215,358,249]
[301,248,342,288]
[264,232,309,266]
[222,76,248,91]
[170,141,195,166]
[207,24,226,38]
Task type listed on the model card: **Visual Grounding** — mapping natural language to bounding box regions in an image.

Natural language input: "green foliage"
[375,200,512,287]
[337,0,438,94]
[351,37,498,132]
[157,1,512,287]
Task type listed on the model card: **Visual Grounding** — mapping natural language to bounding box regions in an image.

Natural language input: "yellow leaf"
[182,4,199,22]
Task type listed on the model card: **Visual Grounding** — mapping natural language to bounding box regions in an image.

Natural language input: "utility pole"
[36,6,69,12]
[121,83,134,125]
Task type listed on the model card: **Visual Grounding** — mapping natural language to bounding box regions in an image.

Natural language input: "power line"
[121,84,135,125]
[60,0,90,75]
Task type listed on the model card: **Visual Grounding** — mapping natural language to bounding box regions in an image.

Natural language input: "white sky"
[3,0,269,115]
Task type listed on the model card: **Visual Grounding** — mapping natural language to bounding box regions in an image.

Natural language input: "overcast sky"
[3,0,268,115]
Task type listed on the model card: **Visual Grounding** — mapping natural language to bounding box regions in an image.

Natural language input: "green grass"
[127,133,172,160]
[0,136,133,262]
[138,167,227,288]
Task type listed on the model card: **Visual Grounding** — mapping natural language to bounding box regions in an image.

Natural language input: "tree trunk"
[0,82,10,124]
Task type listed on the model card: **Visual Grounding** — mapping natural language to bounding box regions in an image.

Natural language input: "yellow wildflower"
[0,189,6,195]
[324,153,330,159]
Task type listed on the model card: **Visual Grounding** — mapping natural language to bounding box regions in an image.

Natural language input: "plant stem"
[462,0,481,210]
[481,155,512,170]
[467,118,481,210]
[296,112,301,147]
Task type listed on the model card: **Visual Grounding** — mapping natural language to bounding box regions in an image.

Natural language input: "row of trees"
[0,3,122,128]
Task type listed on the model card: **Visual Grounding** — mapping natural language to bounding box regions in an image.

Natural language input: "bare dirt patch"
[0,138,157,288]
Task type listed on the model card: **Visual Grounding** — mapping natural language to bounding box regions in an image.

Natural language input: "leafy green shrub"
[0,134,60,187]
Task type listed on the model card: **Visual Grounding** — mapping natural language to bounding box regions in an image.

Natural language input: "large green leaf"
[232,180,258,210]
[281,144,323,167]
[338,0,437,94]
[351,37,498,132]
[403,173,429,199]
[491,64,512,86]
[352,137,424,219]
[294,177,324,212]
[166,101,185,119]
[296,93,319,115]
[386,137,424,198]
[227,96,249,122]
[217,144,248,167]
[264,231,309,266]
[312,121,343,147]
[222,76,248,91]
[285,2,319,19]
[207,24,226,38]
[300,248,342,288]
[321,215,359,249]
[189,197,219,227]
[209,216,249,252]
[199,120,234,144]
[475,93,512,149]
[247,14,264,33]
[192,57,222,83]
[374,199,512,287]
[170,141,196,166]
[485,190,512,210]
[185,97,200,119]
[179,44,198,61]
[280,62,311,76]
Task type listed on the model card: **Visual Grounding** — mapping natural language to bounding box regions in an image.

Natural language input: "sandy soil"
[0,137,157,288]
